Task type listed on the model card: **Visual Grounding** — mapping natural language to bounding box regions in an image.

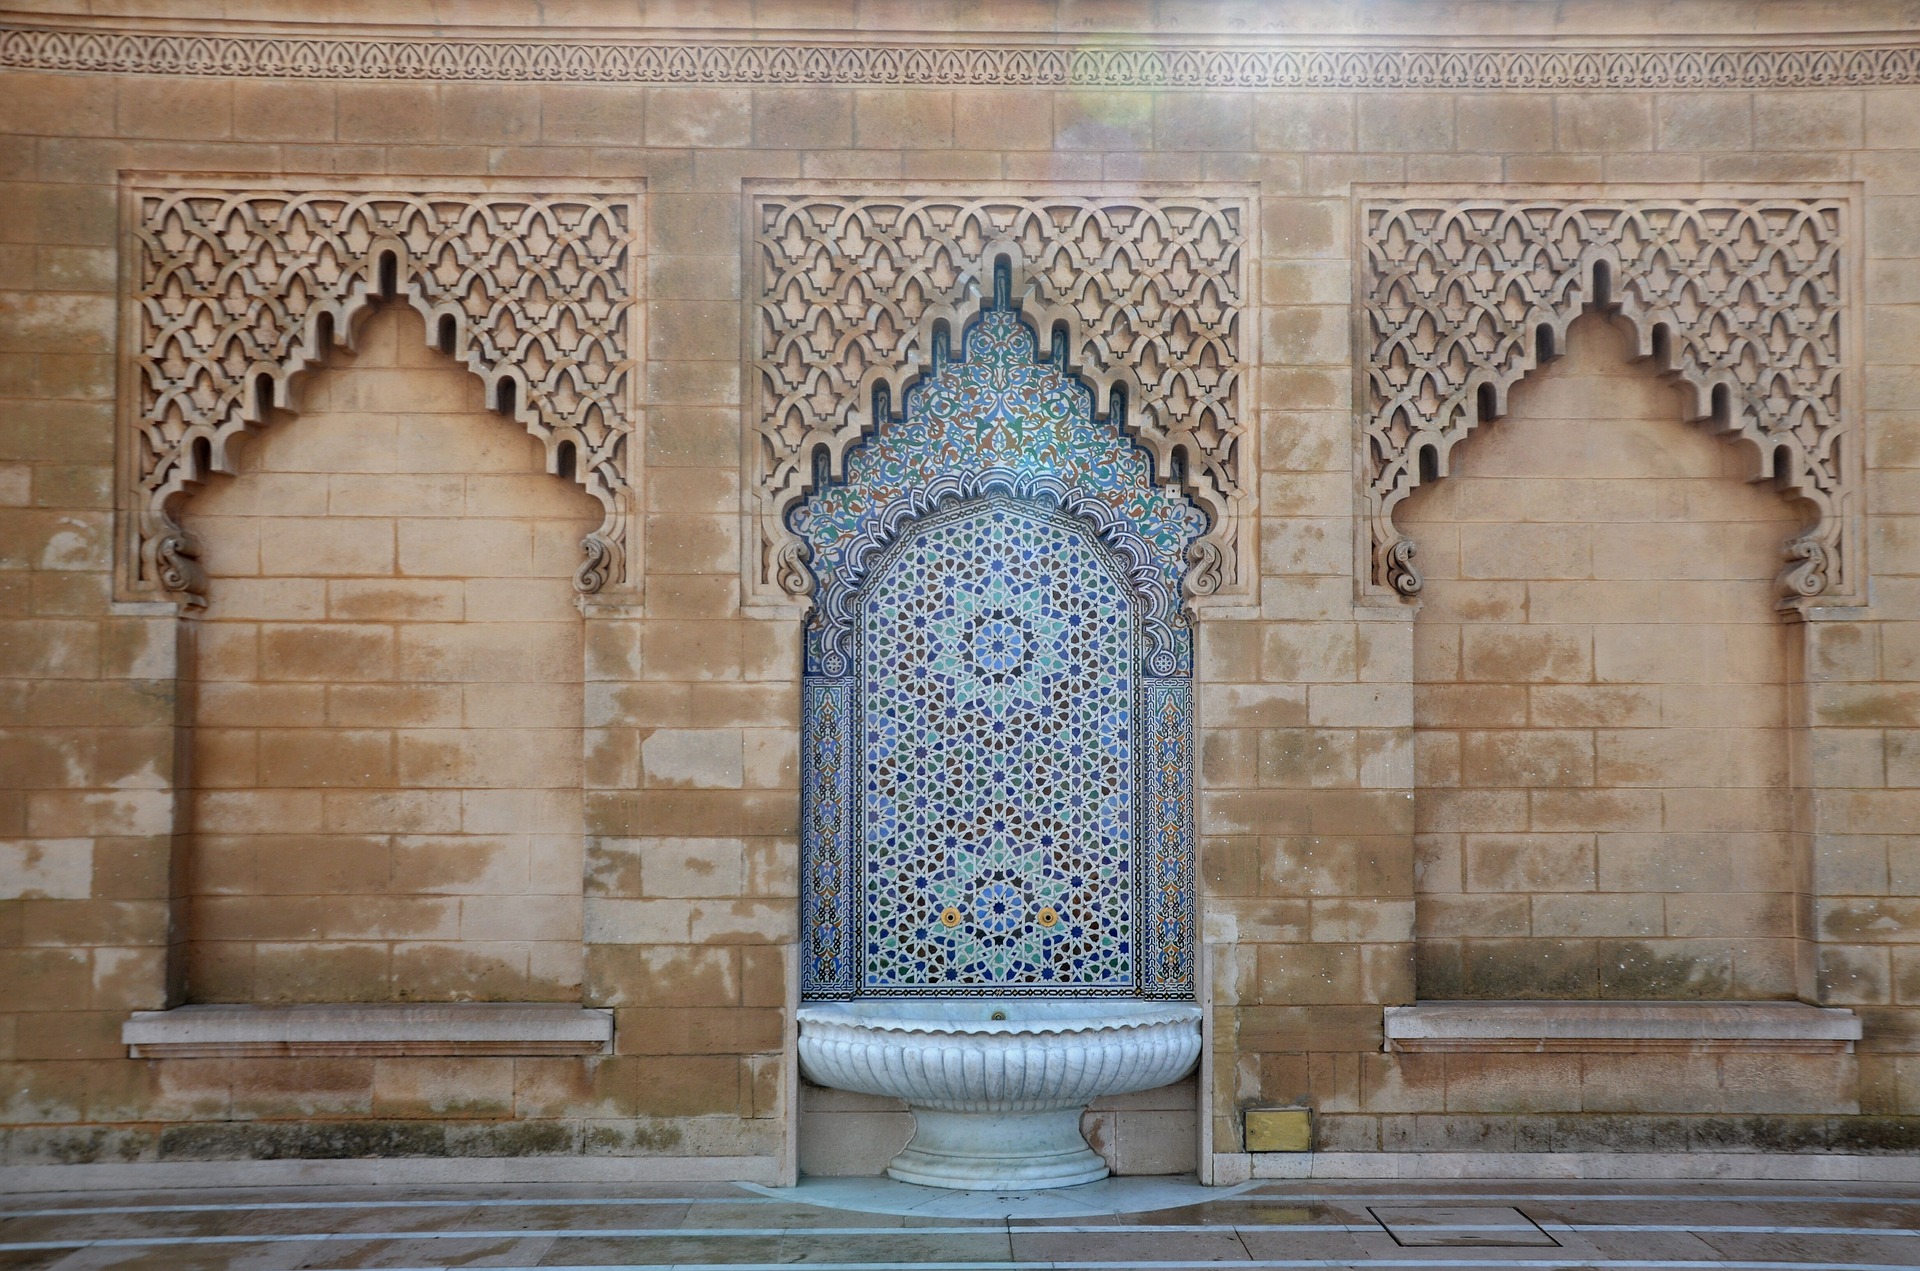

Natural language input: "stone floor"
[1,1175,1918,1269]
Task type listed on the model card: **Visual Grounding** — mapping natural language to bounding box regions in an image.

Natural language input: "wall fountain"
[788,267,1207,1189]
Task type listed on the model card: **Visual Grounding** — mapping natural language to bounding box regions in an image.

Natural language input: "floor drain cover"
[1369,1205,1559,1247]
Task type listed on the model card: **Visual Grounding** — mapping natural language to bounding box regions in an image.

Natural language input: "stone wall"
[182,304,598,1005]
[0,0,1917,1177]
[1403,313,1802,1005]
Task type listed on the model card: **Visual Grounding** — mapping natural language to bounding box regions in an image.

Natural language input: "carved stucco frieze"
[10,23,1920,89]
[1362,195,1860,607]
[120,181,641,604]
[747,190,1253,609]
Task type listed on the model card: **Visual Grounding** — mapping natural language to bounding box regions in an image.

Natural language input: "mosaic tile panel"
[860,500,1136,992]
[1144,681,1196,992]
[801,680,855,996]
[795,283,1202,1000]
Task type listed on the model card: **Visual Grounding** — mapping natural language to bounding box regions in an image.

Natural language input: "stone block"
[0,71,118,136]
[853,89,953,148]
[952,89,1052,150]
[1464,834,1595,893]
[1459,625,1591,683]
[635,1055,747,1117]
[1754,91,1863,151]
[255,729,394,789]
[641,730,745,790]
[1357,94,1453,152]
[537,85,646,144]
[1252,93,1353,152]
[1462,938,1599,998]
[1254,942,1365,1006]
[1457,95,1554,152]
[0,839,91,901]
[391,836,528,896]
[1156,92,1252,151]
[1656,92,1751,150]
[1458,730,1593,788]
[1257,728,1356,788]
[1556,95,1652,150]
[1415,788,1528,836]
[328,84,439,143]
[115,79,232,140]
[1053,92,1152,150]
[372,1056,515,1118]
[612,1006,782,1056]
[753,89,852,148]
[248,941,392,1003]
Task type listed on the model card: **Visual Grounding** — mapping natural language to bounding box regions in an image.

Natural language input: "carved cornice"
[119,177,641,605]
[1361,191,1860,608]
[746,187,1252,611]
[9,22,1920,87]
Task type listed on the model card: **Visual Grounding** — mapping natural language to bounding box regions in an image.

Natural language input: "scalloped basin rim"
[796,998,1201,1037]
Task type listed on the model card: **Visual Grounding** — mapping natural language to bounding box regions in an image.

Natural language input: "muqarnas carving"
[1363,197,1859,606]
[121,182,640,603]
[748,191,1252,609]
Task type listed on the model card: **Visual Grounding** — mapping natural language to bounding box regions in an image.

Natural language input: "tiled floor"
[1,1175,1918,1269]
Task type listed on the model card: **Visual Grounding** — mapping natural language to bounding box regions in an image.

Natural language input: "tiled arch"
[792,278,1205,1000]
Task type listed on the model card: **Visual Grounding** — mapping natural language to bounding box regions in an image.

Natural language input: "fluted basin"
[795,999,1202,1190]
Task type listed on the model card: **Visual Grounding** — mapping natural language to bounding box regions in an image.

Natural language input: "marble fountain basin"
[795,999,1202,1190]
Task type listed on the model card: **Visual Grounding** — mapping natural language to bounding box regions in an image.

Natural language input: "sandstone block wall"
[182,305,598,1005]
[0,0,1916,1174]
[1402,314,1802,1005]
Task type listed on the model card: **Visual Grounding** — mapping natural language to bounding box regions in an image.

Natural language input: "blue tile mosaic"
[794,273,1204,1000]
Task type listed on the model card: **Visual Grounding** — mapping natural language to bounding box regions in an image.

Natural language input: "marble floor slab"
[1,1175,1917,1269]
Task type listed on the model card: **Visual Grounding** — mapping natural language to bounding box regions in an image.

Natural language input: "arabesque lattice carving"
[749,191,1251,608]
[1364,197,1859,605]
[122,182,640,603]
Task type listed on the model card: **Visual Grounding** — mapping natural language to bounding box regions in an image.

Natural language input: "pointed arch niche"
[115,177,642,606]
[1360,190,1862,609]
[179,302,605,1004]
[1362,188,1869,1023]
[790,265,1207,1001]
[1398,311,1803,1002]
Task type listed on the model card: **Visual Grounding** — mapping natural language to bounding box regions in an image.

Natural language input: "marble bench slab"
[122,1003,614,1058]
[1383,1001,1861,1054]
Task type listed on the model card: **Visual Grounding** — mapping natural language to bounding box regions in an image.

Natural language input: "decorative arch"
[118,179,641,604]
[748,188,1253,610]
[1362,194,1860,606]
[793,274,1205,1000]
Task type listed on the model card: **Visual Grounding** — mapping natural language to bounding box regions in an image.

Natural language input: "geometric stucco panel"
[747,186,1253,610]
[117,177,642,605]
[1362,192,1860,608]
